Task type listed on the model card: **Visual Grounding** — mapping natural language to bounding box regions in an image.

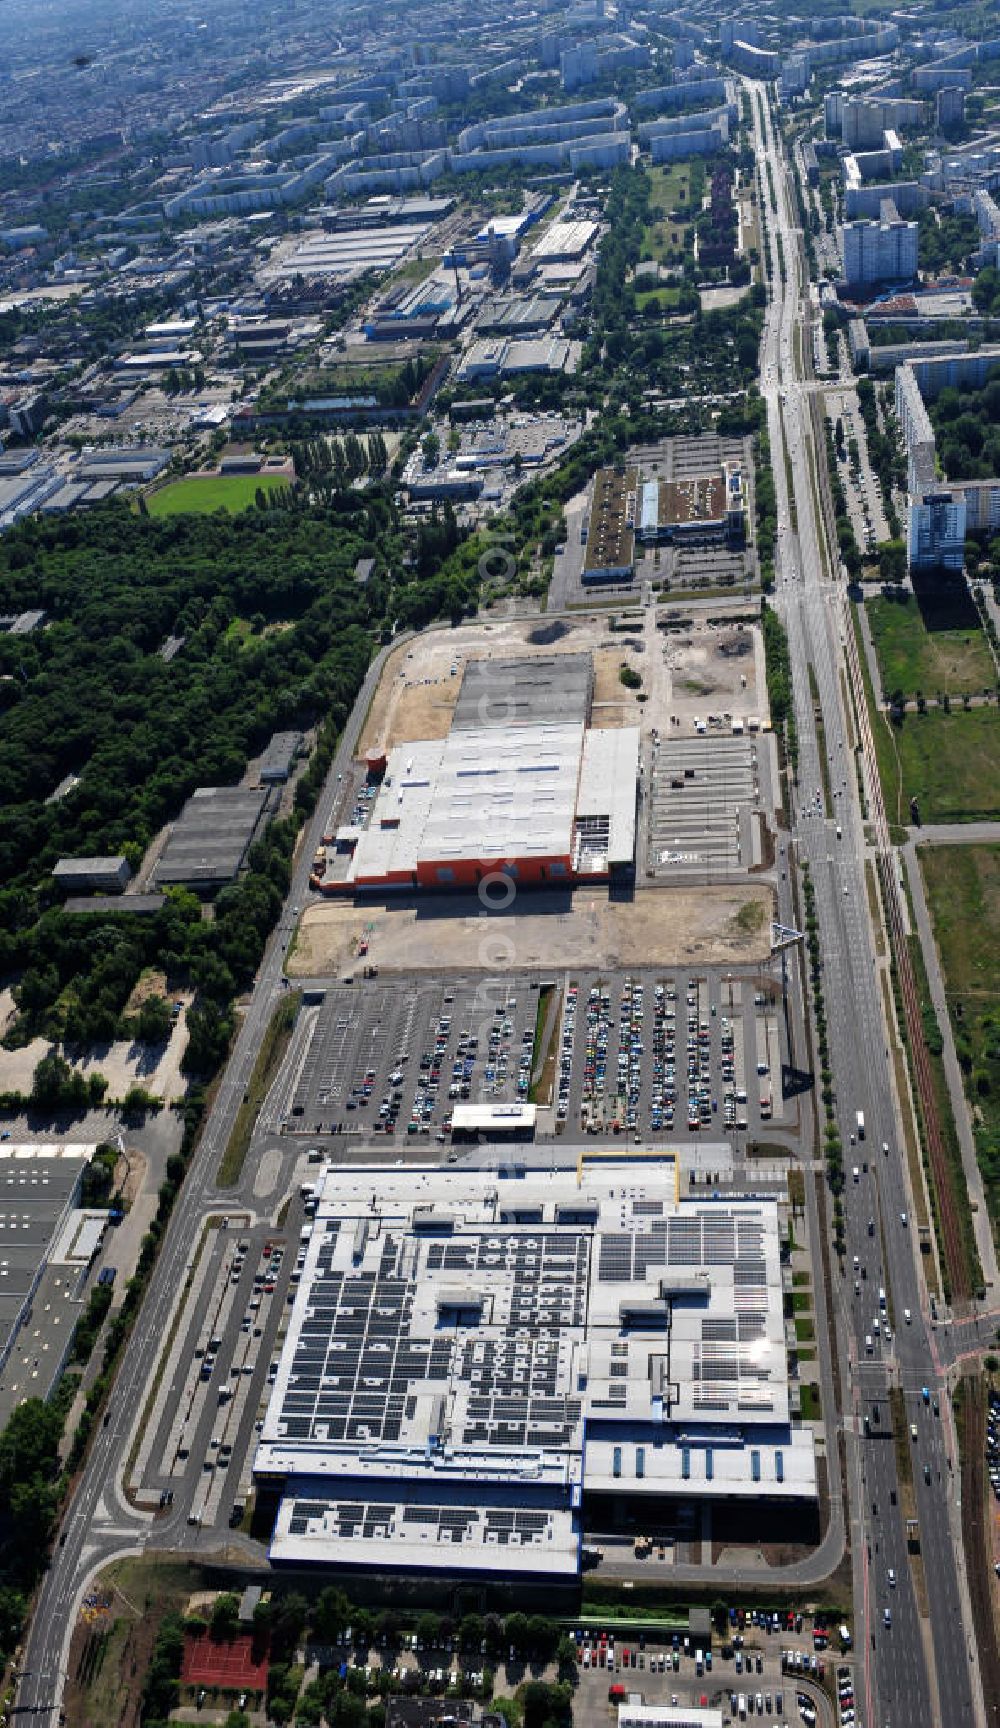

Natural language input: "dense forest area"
[0,497,387,1055]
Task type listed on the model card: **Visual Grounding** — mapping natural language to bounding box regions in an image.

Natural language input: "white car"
[904,1308,912,1324]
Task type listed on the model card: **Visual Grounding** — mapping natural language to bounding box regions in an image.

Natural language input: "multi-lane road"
[749,80,984,1727]
[15,96,992,1728]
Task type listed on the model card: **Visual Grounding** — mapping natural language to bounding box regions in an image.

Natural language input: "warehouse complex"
[152,784,269,891]
[254,1163,816,1581]
[320,653,640,893]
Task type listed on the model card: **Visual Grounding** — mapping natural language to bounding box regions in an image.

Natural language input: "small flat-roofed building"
[619,1706,723,1728]
[584,466,638,583]
[152,786,268,891]
[259,731,302,784]
[451,1102,537,1138]
[52,855,131,895]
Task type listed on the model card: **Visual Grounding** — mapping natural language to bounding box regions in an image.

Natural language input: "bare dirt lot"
[359,614,649,757]
[0,1015,190,1102]
[661,621,765,729]
[290,883,774,977]
[360,613,768,760]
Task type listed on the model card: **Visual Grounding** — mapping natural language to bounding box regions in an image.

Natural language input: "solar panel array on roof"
[258,1168,815,1578]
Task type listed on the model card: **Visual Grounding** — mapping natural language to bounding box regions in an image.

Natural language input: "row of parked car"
[987,1389,1000,1502]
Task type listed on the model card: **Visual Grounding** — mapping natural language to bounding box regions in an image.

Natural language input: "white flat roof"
[349,738,445,882]
[255,1163,815,1578]
[620,1708,723,1728]
[451,1102,537,1131]
[532,218,598,259]
[271,1486,579,1576]
[349,723,585,879]
[419,719,584,863]
[576,727,640,866]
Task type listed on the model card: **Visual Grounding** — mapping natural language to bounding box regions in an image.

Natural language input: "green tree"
[417,1610,442,1647]
[211,1592,242,1640]
[313,1585,351,1643]
[136,994,172,1044]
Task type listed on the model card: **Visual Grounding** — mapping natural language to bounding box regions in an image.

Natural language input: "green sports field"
[146,472,291,516]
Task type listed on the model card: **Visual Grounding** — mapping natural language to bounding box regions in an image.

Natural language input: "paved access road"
[748,80,983,1727]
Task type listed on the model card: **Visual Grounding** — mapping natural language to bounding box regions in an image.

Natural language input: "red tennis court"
[181,1630,268,1692]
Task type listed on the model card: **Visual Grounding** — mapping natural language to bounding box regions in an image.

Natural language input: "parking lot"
[570,1617,845,1727]
[826,392,891,555]
[286,976,544,1140]
[130,1218,297,1529]
[316,1612,847,1728]
[280,967,791,1146]
[645,732,777,882]
[545,967,787,1141]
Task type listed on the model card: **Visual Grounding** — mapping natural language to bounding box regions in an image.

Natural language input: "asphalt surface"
[15,95,993,1728]
[748,81,983,1728]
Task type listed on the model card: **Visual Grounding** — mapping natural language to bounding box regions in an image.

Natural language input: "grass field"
[636,285,681,313]
[919,844,1000,1234]
[876,706,1000,825]
[64,1556,209,1728]
[147,472,290,517]
[392,255,440,284]
[642,164,696,264]
[866,594,996,699]
[217,990,301,1187]
[853,614,1000,823]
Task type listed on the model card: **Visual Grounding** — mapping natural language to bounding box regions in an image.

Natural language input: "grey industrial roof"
[259,730,302,783]
[451,653,593,731]
[52,855,128,880]
[0,1149,93,1427]
[152,785,268,887]
[76,447,170,480]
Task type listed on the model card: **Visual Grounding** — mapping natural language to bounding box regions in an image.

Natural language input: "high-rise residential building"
[841,199,918,286]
